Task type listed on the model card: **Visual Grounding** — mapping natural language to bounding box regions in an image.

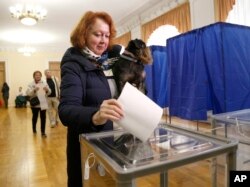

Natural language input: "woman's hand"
[34,87,39,92]
[92,99,124,125]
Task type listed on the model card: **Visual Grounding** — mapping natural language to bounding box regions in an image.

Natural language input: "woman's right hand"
[92,99,124,125]
[33,87,39,93]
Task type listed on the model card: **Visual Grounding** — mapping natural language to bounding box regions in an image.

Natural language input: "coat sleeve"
[26,82,36,97]
[53,76,61,98]
[58,62,101,133]
[44,82,52,96]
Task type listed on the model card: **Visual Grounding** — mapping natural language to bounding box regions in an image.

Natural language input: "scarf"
[82,47,108,66]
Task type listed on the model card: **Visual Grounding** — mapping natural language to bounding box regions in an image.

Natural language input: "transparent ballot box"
[211,109,250,170]
[80,126,237,187]
[211,109,250,141]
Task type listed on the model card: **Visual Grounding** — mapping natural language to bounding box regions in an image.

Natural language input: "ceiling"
[0,0,163,53]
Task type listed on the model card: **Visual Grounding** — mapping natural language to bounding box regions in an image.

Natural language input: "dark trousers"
[67,132,83,187]
[31,107,46,134]
[3,96,8,108]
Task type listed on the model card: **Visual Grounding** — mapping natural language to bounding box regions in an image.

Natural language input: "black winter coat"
[2,83,9,98]
[59,47,113,187]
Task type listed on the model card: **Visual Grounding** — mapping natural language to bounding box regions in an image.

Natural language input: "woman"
[1,82,9,108]
[26,71,51,137]
[59,11,124,187]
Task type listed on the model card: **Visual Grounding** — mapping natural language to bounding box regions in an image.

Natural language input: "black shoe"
[42,133,47,138]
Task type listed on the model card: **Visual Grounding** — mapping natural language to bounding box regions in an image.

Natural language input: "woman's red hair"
[70,11,116,50]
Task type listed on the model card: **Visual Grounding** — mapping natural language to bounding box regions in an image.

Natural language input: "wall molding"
[116,0,187,36]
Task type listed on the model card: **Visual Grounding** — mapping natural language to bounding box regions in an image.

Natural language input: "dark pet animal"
[110,39,153,96]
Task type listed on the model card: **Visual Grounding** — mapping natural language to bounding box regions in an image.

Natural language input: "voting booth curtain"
[145,46,168,108]
[166,22,250,120]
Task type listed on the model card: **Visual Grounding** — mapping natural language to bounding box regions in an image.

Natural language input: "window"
[146,25,180,46]
[226,0,250,27]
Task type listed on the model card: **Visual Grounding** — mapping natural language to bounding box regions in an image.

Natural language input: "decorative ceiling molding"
[116,0,187,36]
[117,16,141,35]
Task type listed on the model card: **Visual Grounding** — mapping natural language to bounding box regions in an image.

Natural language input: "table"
[211,109,250,170]
[211,109,250,143]
[80,125,237,187]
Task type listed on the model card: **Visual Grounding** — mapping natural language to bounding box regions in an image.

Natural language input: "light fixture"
[9,4,47,26]
[18,46,36,56]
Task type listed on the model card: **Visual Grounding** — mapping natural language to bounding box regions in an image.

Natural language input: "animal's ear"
[127,39,146,51]
[133,39,146,49]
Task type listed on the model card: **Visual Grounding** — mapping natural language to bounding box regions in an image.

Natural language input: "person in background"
[15,86,27,107]
[1,82,10,108]
[44,69,60,127]
[59,11,124,187]
[26,71,51,137]
[17,86,24,95]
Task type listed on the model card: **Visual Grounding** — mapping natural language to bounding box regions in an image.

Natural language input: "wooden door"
[49,61,61,81]
[0,62,6,102]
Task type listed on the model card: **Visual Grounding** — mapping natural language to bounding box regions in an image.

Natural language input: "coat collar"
[61,47,101,72]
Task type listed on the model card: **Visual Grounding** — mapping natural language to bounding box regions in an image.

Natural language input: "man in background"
[44,69,60,127]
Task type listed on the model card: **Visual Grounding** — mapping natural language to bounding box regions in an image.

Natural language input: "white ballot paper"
[37,83,48,111]
[114,82,163,142]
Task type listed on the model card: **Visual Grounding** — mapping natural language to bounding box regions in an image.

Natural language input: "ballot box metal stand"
[80,125,237,187]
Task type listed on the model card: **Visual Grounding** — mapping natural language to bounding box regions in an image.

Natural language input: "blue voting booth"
[146,22,250,120]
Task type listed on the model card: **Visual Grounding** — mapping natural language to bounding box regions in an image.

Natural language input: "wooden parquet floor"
[0,107,226,187]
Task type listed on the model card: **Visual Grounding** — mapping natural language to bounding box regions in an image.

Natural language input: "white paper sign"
[114,82,163,142]
[37,83,48,110]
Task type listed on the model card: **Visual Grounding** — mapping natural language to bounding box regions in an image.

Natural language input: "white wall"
[0,51,63,106]
[190,0,215,29]
[131,26,141,40]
